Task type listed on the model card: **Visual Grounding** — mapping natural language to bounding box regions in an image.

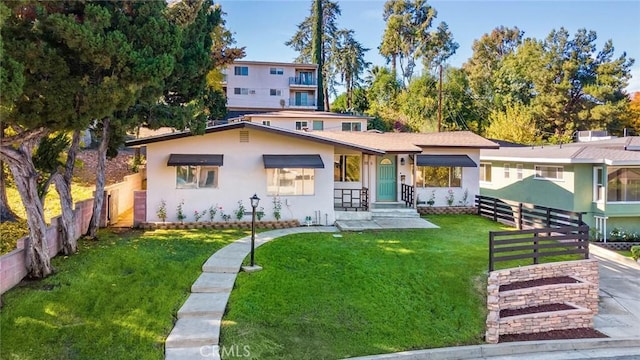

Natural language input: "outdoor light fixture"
[249,193,260,267]
[400,157,405,166]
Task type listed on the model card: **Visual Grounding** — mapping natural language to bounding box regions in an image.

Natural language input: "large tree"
[379,0,458,87]
[334,29,370,111]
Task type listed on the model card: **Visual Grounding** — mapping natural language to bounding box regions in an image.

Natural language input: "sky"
[217,0,640,94]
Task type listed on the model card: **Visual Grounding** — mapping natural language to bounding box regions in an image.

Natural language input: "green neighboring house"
[480,137,640,240]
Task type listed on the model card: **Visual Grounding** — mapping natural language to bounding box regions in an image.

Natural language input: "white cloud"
[627,65,640,94]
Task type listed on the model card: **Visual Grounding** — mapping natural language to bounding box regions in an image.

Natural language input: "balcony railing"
[289,77,317,86]
[334,187,369,211]
[289,98,316,107]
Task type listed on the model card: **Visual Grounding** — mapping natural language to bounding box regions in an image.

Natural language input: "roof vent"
[239,130,249,143]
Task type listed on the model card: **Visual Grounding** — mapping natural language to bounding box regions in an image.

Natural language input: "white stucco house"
[126,113,498,225]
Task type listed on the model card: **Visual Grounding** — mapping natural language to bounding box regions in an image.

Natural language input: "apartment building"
[223,61,318,118]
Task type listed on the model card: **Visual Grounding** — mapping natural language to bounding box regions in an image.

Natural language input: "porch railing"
[401,184,414,207]
[334,187,369,211]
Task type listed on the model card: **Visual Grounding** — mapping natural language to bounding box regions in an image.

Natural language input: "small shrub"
[631,246,640,261]
[458,188,469,206]
[156,200,167,223]
[176,200,186,223]
[234,200,246,221]
[273,197,282,221]
[609,228,640,242]
[256,206,265,221]
[427,190,436,207]
[194,209,205,222]
[445,189,455,207]
[208,205,218,222]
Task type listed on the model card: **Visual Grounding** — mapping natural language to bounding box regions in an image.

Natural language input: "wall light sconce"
[400,157,405,166]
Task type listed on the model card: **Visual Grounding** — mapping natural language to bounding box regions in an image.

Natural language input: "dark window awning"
[263,154,325,169]
[167,154,224,166]
[416,154,477,167]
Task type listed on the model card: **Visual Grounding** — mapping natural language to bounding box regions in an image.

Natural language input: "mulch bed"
[499,328,608,343]
[500,276,579,292]
[500,303,574,318]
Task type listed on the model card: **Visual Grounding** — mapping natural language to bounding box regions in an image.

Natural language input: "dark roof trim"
[167,154,223,166]
[416,154,477,167]
[125,122,385,155]
[263,154,324,169]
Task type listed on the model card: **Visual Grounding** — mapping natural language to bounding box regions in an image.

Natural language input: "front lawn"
[0,228,247,360]
[220,215,505,359]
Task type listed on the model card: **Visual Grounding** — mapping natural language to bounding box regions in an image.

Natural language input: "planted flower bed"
[138,220,300,231]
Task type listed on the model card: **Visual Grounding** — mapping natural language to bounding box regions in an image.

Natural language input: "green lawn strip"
[615,250,632,258]
[1,228,247,360]
[221,215,503,359]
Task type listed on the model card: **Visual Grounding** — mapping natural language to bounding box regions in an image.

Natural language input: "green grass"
[220,215,506,359]
[616,250,632,258]
[0,228,248,360]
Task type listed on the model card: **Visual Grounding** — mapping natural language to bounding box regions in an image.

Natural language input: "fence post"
[476,195,481,215]
[489,232,494,272]
[493,198,497,222]
[517,203,523,230]
[533,232,539,265]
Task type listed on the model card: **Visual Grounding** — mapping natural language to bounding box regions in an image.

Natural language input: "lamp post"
[249,194,260,267]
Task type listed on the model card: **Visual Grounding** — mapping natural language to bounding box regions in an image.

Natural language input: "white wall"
[145,129,336,224]
[248,116,366,132]
[413,149,481,207]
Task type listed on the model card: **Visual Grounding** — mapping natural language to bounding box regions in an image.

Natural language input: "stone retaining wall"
[417,206,477,215]
[485,259,599,344]
[139,220,301,230]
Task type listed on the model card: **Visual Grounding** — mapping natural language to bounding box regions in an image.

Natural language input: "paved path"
[165,226,338,360]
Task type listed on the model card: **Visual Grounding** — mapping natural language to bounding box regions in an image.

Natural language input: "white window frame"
[516,164,523,180]
[341,122,362,131]
[534,165,564,181]
[176,166,218,189]
[269,89,281,96]
[416,166,462,188]
[606,166,640,203]
[233,87,249,95]
[262,120,271,126]
[269,67,284,75]
[334,155,361,182]
[480,163,492,183]
[504,164,510,179]
[266,168,315,196]
[234,66,248,76]
[593,166,604,203]
[312,120,324,130]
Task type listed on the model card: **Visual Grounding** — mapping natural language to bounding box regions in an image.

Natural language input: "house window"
[234,66,248,76]
[334,155,361,182]
[594,167,604,202]
[607,167,640,202]
[176,166,218,189]
[295,121,308,130]
[233,87,249,95]
[504,164,510,179]
[535,165,563,181]
[480,163,492,182]
[269,67,284,75]
[267,168,315,195]
[516,164,523,180]
[341,122,361,131]
[416,167,462,187]
[262,120,271,126]
[312,120,324,130]
[269,89,281,96]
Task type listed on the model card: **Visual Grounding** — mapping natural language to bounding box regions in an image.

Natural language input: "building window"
[516,164,523,180]
[267,168,315,195]
[234,66,248,76]
[312,120,324,130]
[341,122,362,131]
[269,89,281,96]
[334,155,361,182]
[504,164,510,179]
[233,87,249,95]
[295,121,308,130]
[535,165,563,181]
[607,167,640,202]
[594,167,604,202]
[416,166,462,187]
[176,166,218,189]
[480,163,492,182]
[262,120,271,126]
[269,67,284,75]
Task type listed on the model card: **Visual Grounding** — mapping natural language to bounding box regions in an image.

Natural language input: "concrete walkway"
[165,224,640,360]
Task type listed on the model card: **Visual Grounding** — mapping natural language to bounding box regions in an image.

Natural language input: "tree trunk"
[0,124,19,223]
[312,0,324,111]
[0,134,53,278]
[54,129,81,254]
[87,119,110,239]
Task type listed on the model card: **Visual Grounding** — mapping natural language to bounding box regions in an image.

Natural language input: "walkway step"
[165,318,220,348]
[166,346,220,360]
[371,208,419,218]
[177,293,230,319]
[202,255,245,273]
[192,272,237,293]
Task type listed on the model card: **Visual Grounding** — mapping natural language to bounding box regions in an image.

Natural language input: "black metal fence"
[401,184,414,208]
[334,187,369,211]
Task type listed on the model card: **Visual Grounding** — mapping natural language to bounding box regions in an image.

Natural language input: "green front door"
[377,155,396,201]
